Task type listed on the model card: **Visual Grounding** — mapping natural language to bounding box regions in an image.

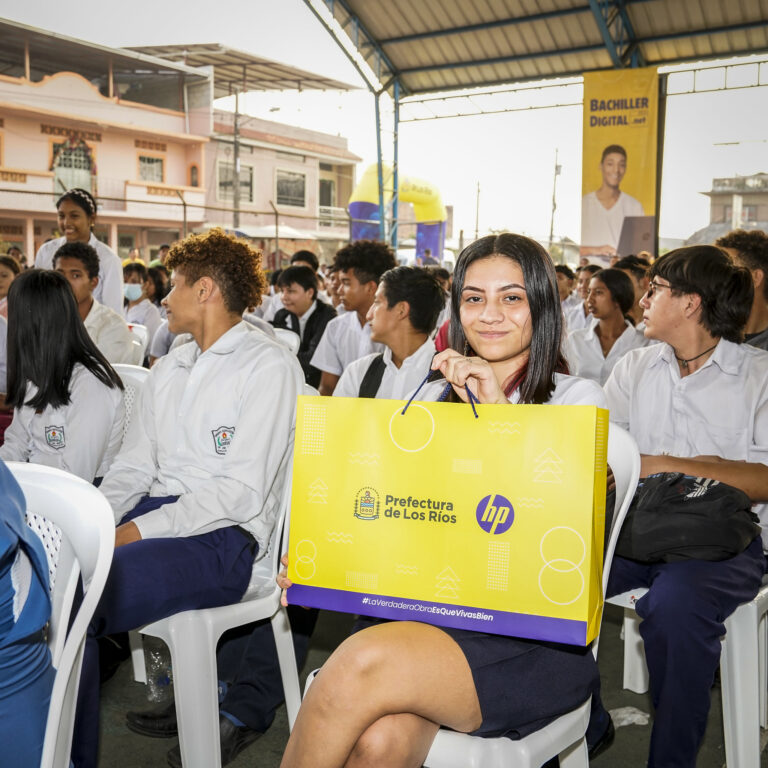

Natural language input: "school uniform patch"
[45,426,66,450]
[212,426,235,455]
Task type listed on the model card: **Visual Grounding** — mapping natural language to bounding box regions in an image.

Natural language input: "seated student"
[0,255,20,318]
[555,263,580,313]
[0,271,124,482]
[0,460,55,768]
[589,245,768,767]
[564,264,601,331]
[71,228,303,768]
[334,266,445,399]
[147,265,168,316]
[564,268,648,386]
[325,264,345,312]
[53,241,135,365]
[147,319,176,367]
[271,265,337,387]
[613,254,651,329]
[123,262,162,344]
[716,228,768,350]
[278,233,606,768]
[311,241,397,395]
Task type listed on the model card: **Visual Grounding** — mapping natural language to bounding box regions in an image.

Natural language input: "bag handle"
[401,367,480,419]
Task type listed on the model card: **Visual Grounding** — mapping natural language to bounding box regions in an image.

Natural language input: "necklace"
[675,342,718,370]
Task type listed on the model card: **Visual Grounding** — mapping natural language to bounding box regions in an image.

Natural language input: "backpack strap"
[358,353,386,398]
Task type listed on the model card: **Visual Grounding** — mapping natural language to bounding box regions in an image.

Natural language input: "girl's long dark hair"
[443,233,567,405]
[6,270,123,410]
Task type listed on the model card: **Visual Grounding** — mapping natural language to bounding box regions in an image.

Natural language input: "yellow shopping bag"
[287,395,608,645]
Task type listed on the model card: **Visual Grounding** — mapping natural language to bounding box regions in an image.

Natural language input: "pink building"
[0,25,358,265]
[0,19,212,261]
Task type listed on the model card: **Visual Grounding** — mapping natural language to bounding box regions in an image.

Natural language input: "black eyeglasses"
[646,280,672,298]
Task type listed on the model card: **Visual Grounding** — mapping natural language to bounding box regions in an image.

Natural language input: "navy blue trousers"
[217,606,319,731]
[71,496,256,768]
[591,536,766,768]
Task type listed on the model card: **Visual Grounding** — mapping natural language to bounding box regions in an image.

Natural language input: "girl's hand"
[431,349,507,404]
[277,553,293,607]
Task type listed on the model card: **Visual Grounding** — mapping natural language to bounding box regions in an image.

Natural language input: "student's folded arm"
[640,455,768,502]
[98,376,158,523]
[133,356,302,540]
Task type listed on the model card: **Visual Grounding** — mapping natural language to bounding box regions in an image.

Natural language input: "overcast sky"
[6,0,768,244]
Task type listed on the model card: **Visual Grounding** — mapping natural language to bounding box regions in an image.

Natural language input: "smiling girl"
[34,188,123,314]
[278,233,608,768]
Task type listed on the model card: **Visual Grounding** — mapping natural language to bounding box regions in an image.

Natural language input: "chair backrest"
[11,462,115,768]
[593,423,641,657]
[127,337,144,366]
[127,323,150,356]
[273,327,300,355]
[112,363,149,440]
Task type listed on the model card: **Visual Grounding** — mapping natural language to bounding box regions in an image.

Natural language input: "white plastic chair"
[132,384,315,768]
[112,364,152,684]
[127,323,150,359]
[127,337,145,366]
[12,462,115,768]
[273,326,300,355]
[304,425,641,768]
[610,575,768,767]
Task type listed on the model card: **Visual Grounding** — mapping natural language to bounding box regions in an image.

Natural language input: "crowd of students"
[1,184,768,768]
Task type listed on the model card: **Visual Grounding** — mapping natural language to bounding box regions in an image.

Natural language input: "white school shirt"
[604,339,768,544]
[564,302,595,333]
[125,299,162,345]
[416,371,607,408]
[564,321,649,386]
[98,322,304,581]
[149,320,176,359]
[260,292,286,323]
[581,191,644,251]
[0,364,125,481]
[35,233,123,314]
[310,309,384,377]
[83,299,135,365]
[334,338,436,400]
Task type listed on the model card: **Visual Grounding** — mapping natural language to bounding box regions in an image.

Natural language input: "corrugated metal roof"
[309,0,768,95]
[127,44,357,97]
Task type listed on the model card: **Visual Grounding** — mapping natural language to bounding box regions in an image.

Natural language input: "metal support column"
[654,72,668,258]
[390,79,400,249]
[374,91,386,242]
[233,91,241,229]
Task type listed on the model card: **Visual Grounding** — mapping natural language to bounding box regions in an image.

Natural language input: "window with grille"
[53,141,93,192]
[139,156,164,183]
[276,170,306,208]
[217,162,253,202]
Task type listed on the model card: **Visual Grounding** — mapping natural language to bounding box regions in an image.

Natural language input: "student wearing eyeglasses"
[590,245,768,767]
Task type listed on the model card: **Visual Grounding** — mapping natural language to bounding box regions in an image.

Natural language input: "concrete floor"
[98,604,767,767]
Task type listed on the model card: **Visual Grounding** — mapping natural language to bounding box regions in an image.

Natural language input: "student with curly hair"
[311,240,397,395]
[71,228,304,768]
[716,228,768,350]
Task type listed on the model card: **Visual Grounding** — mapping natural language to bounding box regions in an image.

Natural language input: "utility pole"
[474,182,480,240]
[233,90,240,230]
[548,148,561,258]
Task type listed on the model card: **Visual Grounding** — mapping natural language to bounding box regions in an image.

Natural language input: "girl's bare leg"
[345,713,439,768]
[280,621,482,768]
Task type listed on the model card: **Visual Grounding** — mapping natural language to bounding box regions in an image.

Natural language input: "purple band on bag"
[287,584,588,646]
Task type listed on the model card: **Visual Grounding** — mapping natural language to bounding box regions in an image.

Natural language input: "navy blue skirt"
[353,616,598,739]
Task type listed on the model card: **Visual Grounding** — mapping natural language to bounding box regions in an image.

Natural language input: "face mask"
[124,283,143,301]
